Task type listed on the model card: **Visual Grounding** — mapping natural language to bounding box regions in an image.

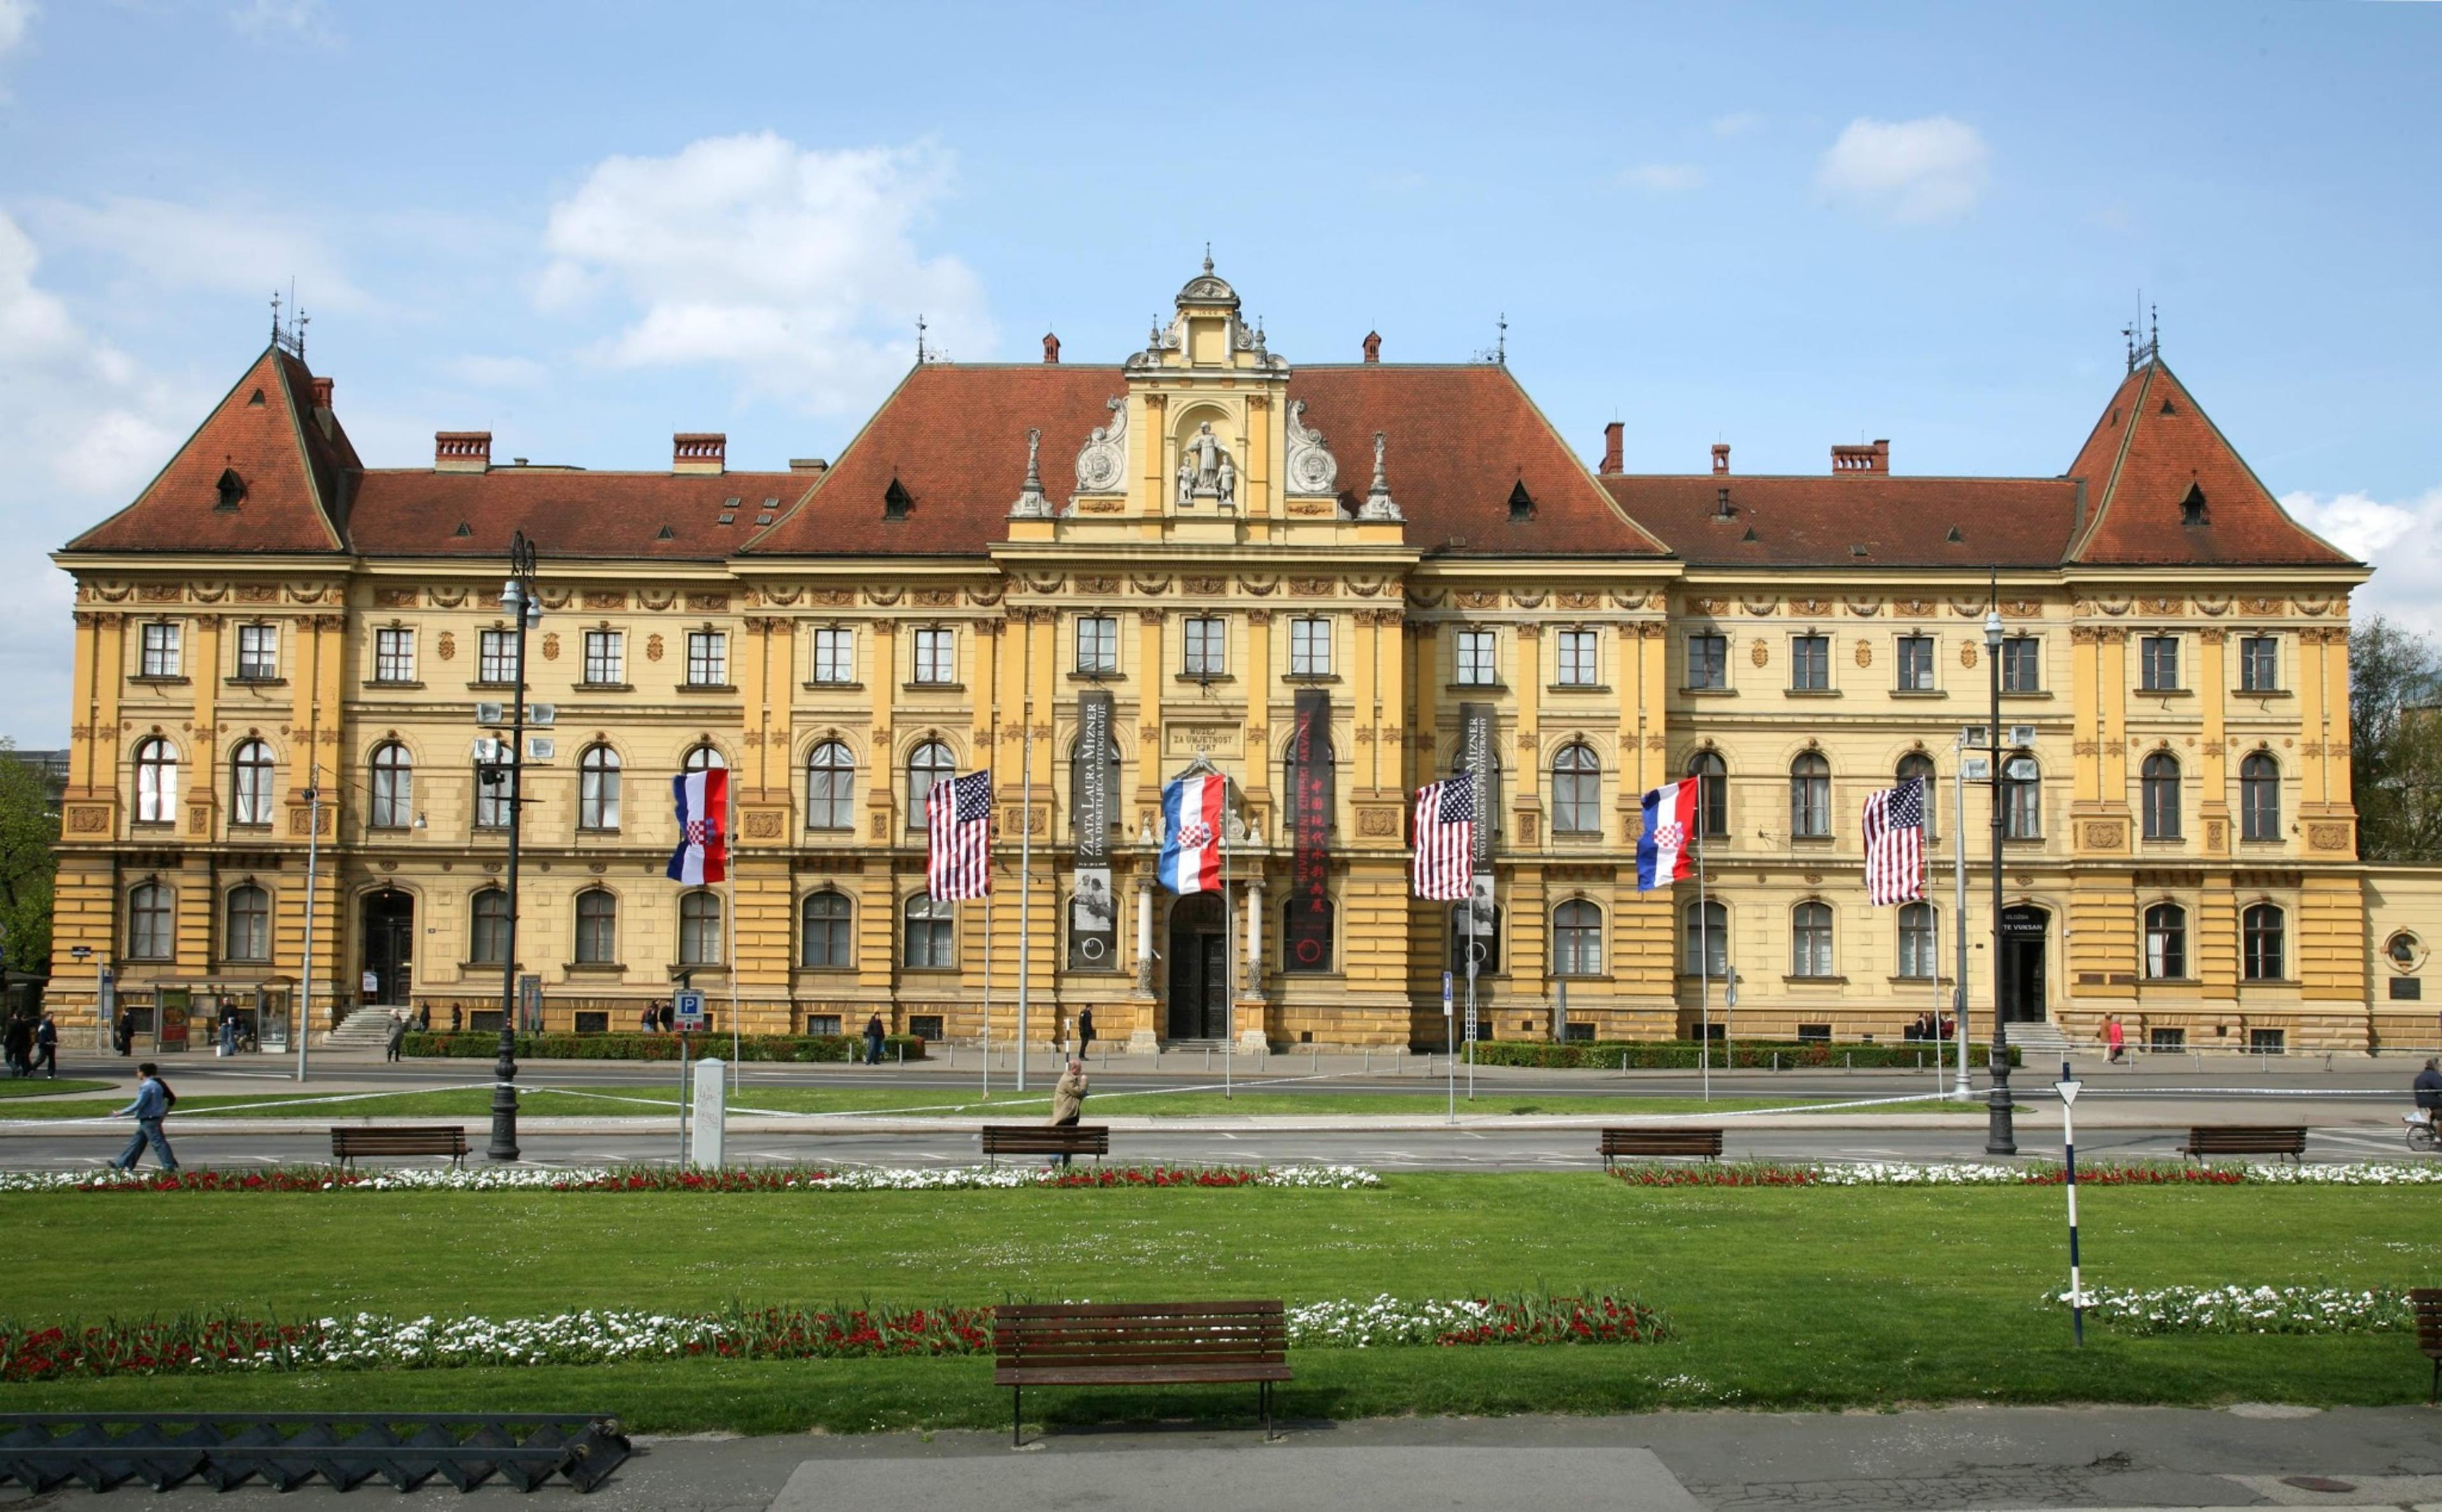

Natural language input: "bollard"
[1204,1047,1212,1073]
[897,1041,904,1068]
[689,1057,726,1168]
[1365,1047,1372,1075]
[1845,1052,1852,1071]
[1311,1045,1320,1073]
[1772,1051,1780,1071]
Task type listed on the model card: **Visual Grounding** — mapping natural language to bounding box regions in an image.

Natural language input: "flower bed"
[401,1031,927,1062]
[1468,1039,2015,1071]
[0,1293,1662,1381]
[1608,1160,2441,1187]
[0,1163,1383,1195]
[2062,1285,2416,1336]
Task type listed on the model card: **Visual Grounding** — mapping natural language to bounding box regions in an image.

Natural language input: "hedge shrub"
[1462,1039,2015,1070]
[400,1031,928,1063]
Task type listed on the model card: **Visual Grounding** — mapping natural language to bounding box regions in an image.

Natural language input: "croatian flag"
[1158,773,1227,894]
[1635,776,1700,891]
[666,768,729,884]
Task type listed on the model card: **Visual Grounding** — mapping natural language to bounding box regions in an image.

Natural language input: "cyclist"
[2417,1057,2442,1117]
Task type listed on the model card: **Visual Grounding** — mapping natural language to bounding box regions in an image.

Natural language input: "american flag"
[926,769,993,901]
[1411,770,1475,901]
[1863,775,1926,905]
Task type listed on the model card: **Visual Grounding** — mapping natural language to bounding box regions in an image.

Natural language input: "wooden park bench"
[1599,1127,1726,1166]
[2178,1125,2307,1163]
[2413,1289,2441,1403]
[993,1300,1290,1447]
[979,1124,1109,1167]
[329,1125,470,1169]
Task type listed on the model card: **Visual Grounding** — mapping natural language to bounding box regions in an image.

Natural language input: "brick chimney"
[1712,443,1730,476]
[1599,422,1623,475]
[1831,439,1889,475]
[1362,331,1381,363]
[310,376,335,411]
[434,432,492,472]
[1043,333,1061,364]
[790,457,829,475]
[673,433,727,475]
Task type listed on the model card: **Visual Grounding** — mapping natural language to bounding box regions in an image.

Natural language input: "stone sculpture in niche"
[1177,422,1235,509]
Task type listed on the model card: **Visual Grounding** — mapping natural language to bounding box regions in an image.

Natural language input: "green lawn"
[0,1084,1953,1120]
[0,1078,111,1100]
[5,1176,2436,1431]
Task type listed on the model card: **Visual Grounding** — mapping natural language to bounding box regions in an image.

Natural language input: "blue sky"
[1,0,2436,743]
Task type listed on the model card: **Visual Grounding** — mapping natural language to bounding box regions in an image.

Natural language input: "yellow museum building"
[43,265,2442,1054]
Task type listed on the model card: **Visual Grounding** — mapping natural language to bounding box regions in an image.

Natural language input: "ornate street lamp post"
[1983,592,2018,1156]
[487,532,540,1162]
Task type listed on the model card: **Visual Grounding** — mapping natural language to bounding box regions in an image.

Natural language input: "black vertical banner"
[1458,701,1498,975]
[1069,689,1117,970]
[1286,689,1333,971]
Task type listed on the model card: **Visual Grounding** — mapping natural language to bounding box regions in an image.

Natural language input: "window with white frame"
[134,738,177,823]
[374,627,415,684]
[1898,901,1938,979]
[1556,629,1598,687]
[1789,752,1830,838]
[1456,629,1498,687]
[813,626,855,684]
[2140,635,2181,691]
[574,889,617,965]
[469,889,509,965]
[679,891,723,965]
[224,884,270,963]
[128,883,173,960]
[2240,752,2280,841]
[235,623,278,680]
[902,895,955,968]
[369,743,412,828]
[2001,635,2042,692]
[801,891,853,968]
[1791,901,1835,977]
[2243,902,2284,981]
[1074,617,1117,676]
[1790,634,1830,691]
[478,628,517,684]
[582,629,624,685]
[1896,635,1935,692]
[805,741,856,830]
[1553,900,1603,977]
[140,622,181,678]
[1289,617,1332,677]
[2238,635,2279,692]
[230,739,275,827]
[686,630,728,687]
[1183,617,1226,678]
[1551,743,1602,835]
[2144,902,2187,979]
[577,744,621,830]
[1686,633,1727,690]
[911,626,954,685]
[1683,898,1727,976]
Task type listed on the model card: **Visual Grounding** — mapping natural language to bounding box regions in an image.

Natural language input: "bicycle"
[2410,1110,2439,1154]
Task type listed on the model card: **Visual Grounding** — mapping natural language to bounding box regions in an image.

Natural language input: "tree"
[0,741,59,982]
[2349,617,2442,862]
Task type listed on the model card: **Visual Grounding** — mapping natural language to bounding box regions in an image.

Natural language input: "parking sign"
[673,989,707,1029]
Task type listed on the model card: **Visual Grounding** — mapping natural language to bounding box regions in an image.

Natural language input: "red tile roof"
[347,469,809,561]
[2066,361,2355,568]
[1601,474,2080,568]
[67,348,348,555]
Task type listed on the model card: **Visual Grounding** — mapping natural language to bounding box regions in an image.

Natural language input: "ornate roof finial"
[1358,431,1403,522]
[1009,427,1052,519]
[916,313,928,364]
[1203,242,1213,274]
[270,288,281,344]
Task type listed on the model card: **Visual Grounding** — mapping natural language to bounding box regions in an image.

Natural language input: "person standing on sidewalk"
[33,1013,57,1079]
[1048,1057,1089,1167]
[1075,1007,1096,1062]
[862,1013,886,1067]
[2104,1015,2126,1065]
[112,1062,179,1172]
[384,1012,407,1064]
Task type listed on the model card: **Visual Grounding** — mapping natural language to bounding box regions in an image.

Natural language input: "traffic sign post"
[2056,1060,2085,1346]
[1442,972,1455,1125]
[673,990,707,1031]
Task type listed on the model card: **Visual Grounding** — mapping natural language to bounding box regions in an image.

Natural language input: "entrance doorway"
[1166,893,1229,1041]
[1999,904,2048,1022]
[361,890,415,1007]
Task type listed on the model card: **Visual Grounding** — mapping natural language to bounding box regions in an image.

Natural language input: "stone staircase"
[325,1007,407,1048]
[2001,1019,2074,1057]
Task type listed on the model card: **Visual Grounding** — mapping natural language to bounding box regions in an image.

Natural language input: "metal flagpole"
[1222,803,1233,1103]
[296,770,321,1083]
[1698,773,1710,1104]
[1463,885,1476,1101]
[1018,729,1033,1093]
[1954,740,1973,1100]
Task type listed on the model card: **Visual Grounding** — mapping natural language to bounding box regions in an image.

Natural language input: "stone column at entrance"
[1236,877,1269,1053]
[1129,874,1159,1051]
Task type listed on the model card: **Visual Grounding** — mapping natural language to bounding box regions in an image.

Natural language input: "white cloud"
[1815,116,1991,224]
[0,212,196,742]
[441,354,549,389]
[0,0,33,59]
[1617,163,1706,195]
[228,0,337,45]
[539,132,991,415]
[2282,486,2442,636]
[1709,111,1765,139]
[34,195,373,313]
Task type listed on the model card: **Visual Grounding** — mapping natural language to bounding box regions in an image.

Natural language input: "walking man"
[112,1062,179,1172]
[1075,1007,1096,1061]
[862,1012,886,1067]
[33,1012,57,1079]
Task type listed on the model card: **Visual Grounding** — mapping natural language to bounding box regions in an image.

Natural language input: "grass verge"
[0,1079,111,1101]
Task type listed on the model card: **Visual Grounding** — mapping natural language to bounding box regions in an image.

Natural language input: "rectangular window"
[2148,1026,2186,1052]
[1896,635,1935,692]
[686,630,727,687]
[911,627,953,685]
[1797,1024,1832,1043]
[908,1014,945,1042]
[2001,636,2041,693]
[140,622,181,678]
[1791,634,1830,691]
[813,626,855,684]
[1556,629,1597,687]
[478,628,517,684]
[583,629,623,686]
[374,627,415,684]
[2238,635,2279,692]
[235,623,277,680]
[805,1014,843,1037]
[474,770,512,828]
[1289,617,1332,677]
[1686,633,1727,690]
[2140,635,2180,691]
[2249,1028,2285,1056]
[1074,617,1117,676]
[1183,617,1226,678]
[1456,629,1498,687]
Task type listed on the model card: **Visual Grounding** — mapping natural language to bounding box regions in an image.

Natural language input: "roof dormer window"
[1507,479,1535,521]
[214,469,247,511]
[2180,482,2208,526]
[246,388,266,407]
[884,478,913,520]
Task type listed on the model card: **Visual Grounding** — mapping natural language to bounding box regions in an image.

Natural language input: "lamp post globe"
[487,532,540,1162]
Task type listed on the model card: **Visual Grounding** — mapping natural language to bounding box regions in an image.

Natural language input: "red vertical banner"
[1286,690,1333,971]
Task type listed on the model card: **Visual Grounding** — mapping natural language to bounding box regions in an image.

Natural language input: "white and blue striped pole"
[2057,1057,2085,1346]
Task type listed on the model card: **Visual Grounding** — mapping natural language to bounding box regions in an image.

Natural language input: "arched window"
[1791,900,1835,977]
[679,891,722,965]
[578,745,621,830]
[2242,902,2285,981]
[469,888,509,965]
[2144,902,2187,980]
[1789,752,1830,839]
[908,741,957,828]
[2141,752,2181,840]
[1068,733,1122,840]
[230,740,275,827]
[1450,897,1502,977]
[1552,743,1602,835]
[801,890,852,968]
[1553,900,1603,977]
[1898,901,1938,979]
[1683,898,1727,977]
[127,883,173,959]
[2004,756,2043,840]
[224,883,270,962]
[903,895,955,968]
[574,888,617,965]
[368,742,412,829]
[1896,752,1936,841]
[134,738,178,824]
[2240,753,2280,841]
[1686,750,1728,838]
[806,741,856,831]
[683,744,726,772]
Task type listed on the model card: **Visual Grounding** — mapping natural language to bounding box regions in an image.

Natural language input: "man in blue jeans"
[113,1062,179,1172]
